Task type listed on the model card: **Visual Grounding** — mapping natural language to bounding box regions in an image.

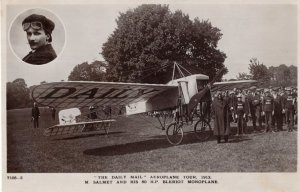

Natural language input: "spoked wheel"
[166,122,184,145]
[194,118,212,141]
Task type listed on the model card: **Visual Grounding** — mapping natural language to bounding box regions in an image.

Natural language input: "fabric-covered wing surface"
[32,81,177,109]
[211,80,257,93]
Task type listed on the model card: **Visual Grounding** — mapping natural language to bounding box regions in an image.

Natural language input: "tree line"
[7,79,32,110]
[236,58,297,87]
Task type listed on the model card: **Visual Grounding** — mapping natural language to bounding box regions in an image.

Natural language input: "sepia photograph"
[2,1,299,192]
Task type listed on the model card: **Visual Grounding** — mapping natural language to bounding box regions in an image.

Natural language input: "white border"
[2,0,300,192]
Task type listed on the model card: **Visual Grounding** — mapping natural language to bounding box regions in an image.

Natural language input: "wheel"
[166,123,184,145]
[194,118,212,141]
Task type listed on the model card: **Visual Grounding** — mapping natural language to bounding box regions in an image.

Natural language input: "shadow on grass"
[149,130,216,143]
[53,131,124,140]
[83,132,215,156]
[228,137,252,143]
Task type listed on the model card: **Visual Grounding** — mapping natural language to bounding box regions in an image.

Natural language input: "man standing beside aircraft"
[32,102,40,128]
[49,106,56,121]
[212,92,229,143]
[89,106,98,119]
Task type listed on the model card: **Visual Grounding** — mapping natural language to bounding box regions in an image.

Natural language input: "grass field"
[7,108,297,173]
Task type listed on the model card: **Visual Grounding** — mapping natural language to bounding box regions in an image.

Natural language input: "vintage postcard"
[2,0,300,191]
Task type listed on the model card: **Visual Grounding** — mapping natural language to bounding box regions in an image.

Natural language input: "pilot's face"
[26,27,49,50]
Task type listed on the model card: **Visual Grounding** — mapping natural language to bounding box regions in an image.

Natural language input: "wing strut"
[171,62,193,80]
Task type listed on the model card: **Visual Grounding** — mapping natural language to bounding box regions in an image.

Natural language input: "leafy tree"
[68,62,91,81]
[68,60,107,81]
[269,64,297,87]
[102,4,226,84]
[248,58,271,85]
[289,65,297,85]
[7,78,31,109]
[236,72,252,80]
[89,60,108,81]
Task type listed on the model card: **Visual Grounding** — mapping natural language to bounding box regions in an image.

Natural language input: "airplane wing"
[211,80,257,93]
[32,81,178,109]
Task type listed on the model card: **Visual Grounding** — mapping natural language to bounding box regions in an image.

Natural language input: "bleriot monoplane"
[32,64,256,145]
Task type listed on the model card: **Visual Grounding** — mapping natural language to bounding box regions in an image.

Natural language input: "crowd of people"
[211,86,297,143]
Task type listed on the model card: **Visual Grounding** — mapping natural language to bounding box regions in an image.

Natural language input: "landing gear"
[194,118,212,141]
[166,122,184,145]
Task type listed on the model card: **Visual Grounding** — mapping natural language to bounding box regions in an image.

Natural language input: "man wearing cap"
[246,86,262,132]
[231,88,240,123]
[292,88,297,125]
[283,88,296,132]
[22,14,57,64]
[228,90,236,123]
[262,90,275,133]
[234,93,249,135]
[223,90,232,133]
[271,88,284,131]
[89,106,98,119]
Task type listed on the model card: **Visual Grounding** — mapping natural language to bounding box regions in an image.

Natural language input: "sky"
[5,3,298,86]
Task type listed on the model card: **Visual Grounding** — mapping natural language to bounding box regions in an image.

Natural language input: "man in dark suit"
[22,14,57,64]
[247,86,262,132]
[262,90,275,133]
[32,102,40,128]
[212,92,230,143]
[271,88,284,131]
[284,88,296,132]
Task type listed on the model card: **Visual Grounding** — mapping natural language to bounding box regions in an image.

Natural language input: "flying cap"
[22,14,55,41]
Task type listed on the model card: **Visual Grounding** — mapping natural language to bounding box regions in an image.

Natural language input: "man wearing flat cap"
[234,94,249,135]
[283,88,296,132]
[246,86,262,132]
[262,90,275,133]
[22,14,57,64]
